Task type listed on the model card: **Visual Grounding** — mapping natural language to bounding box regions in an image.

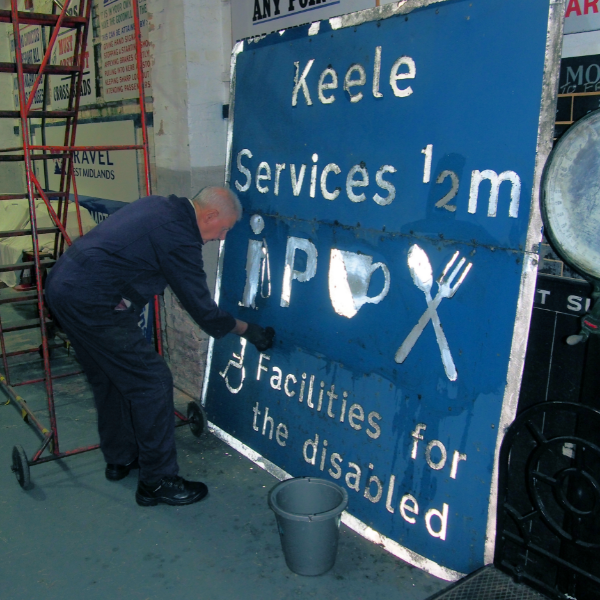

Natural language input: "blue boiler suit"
[45,195,236,482]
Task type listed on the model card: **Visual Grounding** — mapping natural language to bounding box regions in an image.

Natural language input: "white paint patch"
[328,250,358,318]
[328,249,391,318]
[329,17,343,30]
[250,214,265,235]
[280,236,318,307]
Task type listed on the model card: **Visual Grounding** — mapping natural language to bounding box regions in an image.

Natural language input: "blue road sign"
[203,0,563,578]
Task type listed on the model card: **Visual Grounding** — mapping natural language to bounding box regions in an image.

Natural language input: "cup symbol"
[329,249,390,318]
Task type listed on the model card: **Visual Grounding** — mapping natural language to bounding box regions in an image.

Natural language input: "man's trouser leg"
[46,264,179,483]
[68,340,138,466]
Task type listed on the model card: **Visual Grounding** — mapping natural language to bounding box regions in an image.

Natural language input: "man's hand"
[241,323,275,351]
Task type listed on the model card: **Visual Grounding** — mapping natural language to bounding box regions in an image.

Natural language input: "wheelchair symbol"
[219,338,247,393]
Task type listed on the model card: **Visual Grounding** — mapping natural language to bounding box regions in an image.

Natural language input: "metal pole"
[23,0,71,116]
[40,4,55,191]
[30,172,72,243]
[58,0,90,257]
[132,0,152,197]
[11,0,59,453]
[1,375,50,438]
[0,314,12,386]
[131,0,164,357]
[69,160,83,237]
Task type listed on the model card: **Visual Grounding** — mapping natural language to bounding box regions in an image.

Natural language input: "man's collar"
[186,197,203,243]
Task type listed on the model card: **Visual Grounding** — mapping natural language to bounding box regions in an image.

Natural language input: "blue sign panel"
[204,0,561,578]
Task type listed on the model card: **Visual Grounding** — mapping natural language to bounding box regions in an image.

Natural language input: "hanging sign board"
[50,5,97,109]
[99,0,153,102]
[45,119,140,203]
[204,0,563,578]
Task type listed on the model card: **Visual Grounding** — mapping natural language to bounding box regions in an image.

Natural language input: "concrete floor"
[0,290,448,600]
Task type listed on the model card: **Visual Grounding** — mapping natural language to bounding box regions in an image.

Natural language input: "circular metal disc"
[12,444,30,489]
[542,109,600,281]
[187,402,207,438]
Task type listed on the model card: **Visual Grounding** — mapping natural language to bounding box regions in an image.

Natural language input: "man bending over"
[46,187,274,506]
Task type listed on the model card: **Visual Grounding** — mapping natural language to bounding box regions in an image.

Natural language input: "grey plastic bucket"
[268,477,348,576]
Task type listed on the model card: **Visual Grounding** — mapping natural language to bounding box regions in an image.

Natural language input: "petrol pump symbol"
[219,338,247,394]
[240,214,271,309]
[395,245,472,381]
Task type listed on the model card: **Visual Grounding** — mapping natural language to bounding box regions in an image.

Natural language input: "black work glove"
[242,323,275,351]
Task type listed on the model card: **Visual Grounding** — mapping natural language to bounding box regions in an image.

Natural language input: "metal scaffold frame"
[0,0,198,488]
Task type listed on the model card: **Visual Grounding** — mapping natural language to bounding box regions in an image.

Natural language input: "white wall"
[149,0,231,198]
[149,0,233,398]
[184,0,231,197]
[147,0,191,197]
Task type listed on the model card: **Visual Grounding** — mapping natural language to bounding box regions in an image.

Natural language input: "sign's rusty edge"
[327,0,449,30]
[483,0,565,565]
[202,39,244,407]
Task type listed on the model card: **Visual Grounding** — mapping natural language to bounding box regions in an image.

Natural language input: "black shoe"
[135,475,208,507]
[105,458,139,481]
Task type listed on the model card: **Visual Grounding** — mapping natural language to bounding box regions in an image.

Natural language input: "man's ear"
[201,208,220,223]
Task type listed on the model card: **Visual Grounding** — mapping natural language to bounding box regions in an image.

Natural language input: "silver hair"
[191,186,242,220]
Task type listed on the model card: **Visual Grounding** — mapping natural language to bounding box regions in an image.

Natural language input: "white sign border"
[483,0,565,565]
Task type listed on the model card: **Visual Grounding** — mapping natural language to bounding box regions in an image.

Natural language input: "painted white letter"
[292,60,314,106]
[281,237,318,307]
[235,149,253,192]
[468,170,521,218]
[390,56,416,97]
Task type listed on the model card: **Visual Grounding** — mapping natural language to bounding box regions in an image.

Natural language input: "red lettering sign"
[566,0,582,16]
[566,0,600,15]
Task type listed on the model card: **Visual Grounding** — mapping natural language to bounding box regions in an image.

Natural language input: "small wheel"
[187,402,207,438]
[11,445,30,489]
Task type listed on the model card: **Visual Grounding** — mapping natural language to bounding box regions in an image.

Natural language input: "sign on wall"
[9,24,45,110]
[231,0,374,41]
[564,0,600,34]
[204,0,562,578]
[99,0,153,102]
[520,275,592,411]
[559,53,600,94]
[50,5,97,109]
[45,119,140,203]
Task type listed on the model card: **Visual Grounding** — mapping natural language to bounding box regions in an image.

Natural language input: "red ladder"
[0,0,170,487]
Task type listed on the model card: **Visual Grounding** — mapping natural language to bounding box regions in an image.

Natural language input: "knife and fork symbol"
[395,245,473,381]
